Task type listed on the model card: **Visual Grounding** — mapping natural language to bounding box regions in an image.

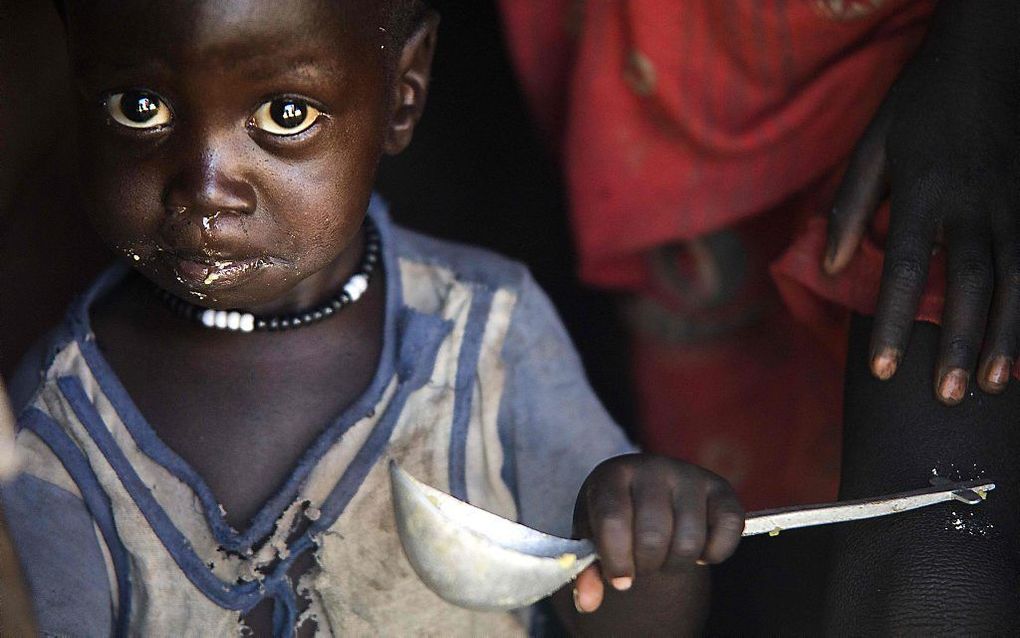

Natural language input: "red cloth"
[498,0,991,508]
[500,0,935,289]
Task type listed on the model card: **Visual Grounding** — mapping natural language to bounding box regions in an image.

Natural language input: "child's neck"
[90,264,386,528]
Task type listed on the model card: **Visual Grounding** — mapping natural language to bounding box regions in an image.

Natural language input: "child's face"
[67,0,434,311]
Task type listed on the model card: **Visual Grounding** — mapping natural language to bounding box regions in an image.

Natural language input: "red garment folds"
[497,0,1016,508]
[500,0,934,289]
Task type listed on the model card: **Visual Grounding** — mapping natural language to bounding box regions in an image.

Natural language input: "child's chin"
[145,258,287,310]
[171,255,274,291]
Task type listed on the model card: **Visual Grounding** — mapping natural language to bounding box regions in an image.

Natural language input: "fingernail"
[871,348,899,380]
[611,576,633,591]
[695,559,708,566]
[823,246,836,271]
[572,587,587,613]
[938,368,968,404]
[985,356,1011,390]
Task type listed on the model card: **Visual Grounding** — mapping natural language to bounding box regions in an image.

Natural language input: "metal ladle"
[389,461,994,612]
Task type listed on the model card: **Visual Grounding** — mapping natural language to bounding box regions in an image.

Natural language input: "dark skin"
[66,1,745,635]
[825,0,1019,405]
[827,316,1020,632]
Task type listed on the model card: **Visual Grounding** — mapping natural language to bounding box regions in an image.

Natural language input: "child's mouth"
[171,255,271,290]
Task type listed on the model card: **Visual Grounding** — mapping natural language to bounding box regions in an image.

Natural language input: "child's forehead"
[69,0,386,72]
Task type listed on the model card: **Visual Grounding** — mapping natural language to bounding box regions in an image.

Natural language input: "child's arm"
[554,454,744,636]
[824,0,1018,403]
[498,273,743,634]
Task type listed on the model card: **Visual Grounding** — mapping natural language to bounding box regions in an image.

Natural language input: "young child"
[1,1,745,635]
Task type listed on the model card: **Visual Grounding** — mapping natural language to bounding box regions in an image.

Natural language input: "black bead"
[313,310,323,320]
[302,313,312,323]
[331,299,343,310]
[256,319,267,330]
[340,292,351,304]
[270,318,281,330]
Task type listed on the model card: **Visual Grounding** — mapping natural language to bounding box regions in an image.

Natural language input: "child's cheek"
[81,149,166,261]
[257,134,380,267]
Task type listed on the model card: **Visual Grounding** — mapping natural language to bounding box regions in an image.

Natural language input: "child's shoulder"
[388,220,555,324]
[391,223,533,294]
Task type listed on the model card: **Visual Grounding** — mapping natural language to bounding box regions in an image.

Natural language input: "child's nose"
[163,150,257,219]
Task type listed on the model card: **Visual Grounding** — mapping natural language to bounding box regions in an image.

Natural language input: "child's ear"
[383,12,440,155]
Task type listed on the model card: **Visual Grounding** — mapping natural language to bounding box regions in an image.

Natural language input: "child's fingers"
[572,564,604,613]
[664,479,707,570]
[701,486,745,564]
[584,470,636,589]
[631,470,675,575]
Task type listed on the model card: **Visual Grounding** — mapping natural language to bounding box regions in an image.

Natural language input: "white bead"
[227,311,241,331]
[201,309,216,327]
[240,314,255,333]
[214,310,228,328]
[344,274,368,301]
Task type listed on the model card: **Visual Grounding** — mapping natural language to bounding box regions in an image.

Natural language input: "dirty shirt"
[2,197,634,637]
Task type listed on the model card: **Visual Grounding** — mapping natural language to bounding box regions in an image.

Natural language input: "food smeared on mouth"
[172,254,273,290]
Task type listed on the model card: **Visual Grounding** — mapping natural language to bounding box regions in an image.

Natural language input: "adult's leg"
[827,315,1020,632]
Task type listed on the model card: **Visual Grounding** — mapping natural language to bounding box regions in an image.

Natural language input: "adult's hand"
[824,0,1018,405]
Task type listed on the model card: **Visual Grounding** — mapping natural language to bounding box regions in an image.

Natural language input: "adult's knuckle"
[1004,262,1020,290]
[944,334,977,360]
[886,258,926,286]
[952,260,992,294]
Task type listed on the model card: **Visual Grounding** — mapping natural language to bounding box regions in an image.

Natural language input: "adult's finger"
[701,484,745,565]
[935,233,994,404]
[584,472,635,590]
[631,471,675,576]
[869,192,936,380]
[978,229,1020,394]
[825,107,891,274]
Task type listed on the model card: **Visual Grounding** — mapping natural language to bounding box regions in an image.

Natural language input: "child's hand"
[570,454,744,613]
[824,0,1018,404]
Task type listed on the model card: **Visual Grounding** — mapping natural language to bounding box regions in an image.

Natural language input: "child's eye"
[250,98,321,136]
[106,90,172,129]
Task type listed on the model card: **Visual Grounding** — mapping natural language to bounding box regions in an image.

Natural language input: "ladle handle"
[741,479,995,537]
